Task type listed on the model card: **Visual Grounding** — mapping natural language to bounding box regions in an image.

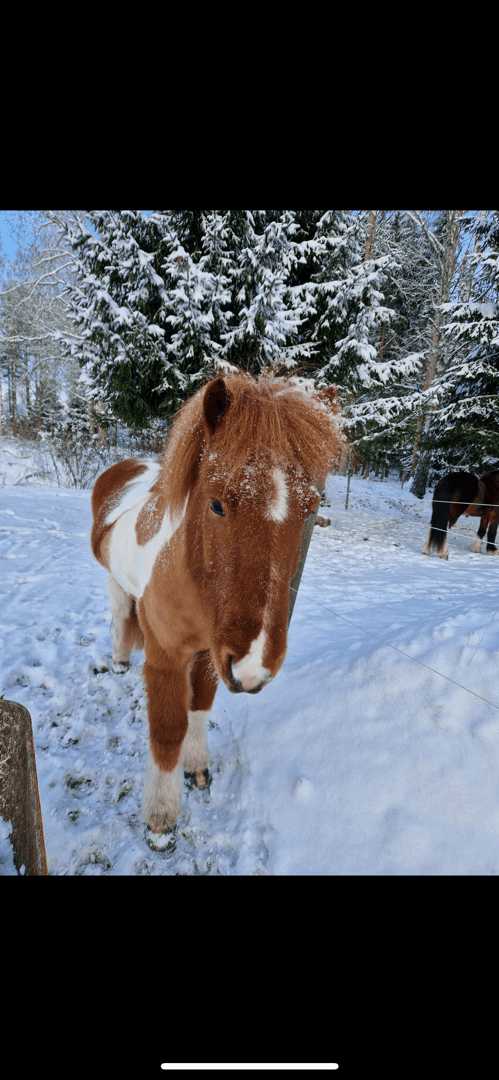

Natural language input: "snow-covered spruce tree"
[156,224,225,399]
[341,211,437,476]
[291,211,417,468]
[199,211,234,368]
[53,210,220,429]
[212,211,298,374]
[221,211,301,371]
[217,210,265,373]
[51,211,172,428]
[421,211,499,476]
[407,211,467,496]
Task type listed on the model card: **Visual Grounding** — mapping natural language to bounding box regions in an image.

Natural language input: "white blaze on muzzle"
[231,628,272,691]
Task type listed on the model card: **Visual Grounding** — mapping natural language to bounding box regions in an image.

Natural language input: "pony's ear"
[203,377,233,436]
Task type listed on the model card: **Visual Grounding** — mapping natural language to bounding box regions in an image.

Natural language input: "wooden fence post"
[345,453,352,510]
[287,484,324,627]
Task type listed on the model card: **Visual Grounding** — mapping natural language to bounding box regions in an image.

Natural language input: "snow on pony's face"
[186,378,331,694]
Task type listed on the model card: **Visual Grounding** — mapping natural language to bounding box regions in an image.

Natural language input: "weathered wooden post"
[287,485,324,627]
[345,452,352,510]
[0,700,48,875]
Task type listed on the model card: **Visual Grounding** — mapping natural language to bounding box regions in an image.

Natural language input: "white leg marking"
[106,574,133,664]
[473,539,482,553]
[266,467,288,523]
[141,751,182,832]
[232,628,271,691]
[180,710,210,773]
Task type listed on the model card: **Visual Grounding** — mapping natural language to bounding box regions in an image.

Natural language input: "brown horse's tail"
[427,477,453,554]
[427,472,479,554]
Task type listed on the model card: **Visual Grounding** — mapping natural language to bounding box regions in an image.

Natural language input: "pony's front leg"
[141,652,190,839]
[181,648,218,789]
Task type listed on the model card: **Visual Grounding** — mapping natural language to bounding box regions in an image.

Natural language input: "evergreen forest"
[1,210,498,495]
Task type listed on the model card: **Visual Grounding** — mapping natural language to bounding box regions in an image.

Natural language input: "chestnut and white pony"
[91,373,342,846]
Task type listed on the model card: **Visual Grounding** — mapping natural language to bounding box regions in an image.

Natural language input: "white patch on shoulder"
[107,461,187,599]
[266,467,288,523]
[105,460,161,525]
[232,628,271,691]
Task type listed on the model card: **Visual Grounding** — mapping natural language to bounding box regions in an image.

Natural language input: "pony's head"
[166,372,343,694]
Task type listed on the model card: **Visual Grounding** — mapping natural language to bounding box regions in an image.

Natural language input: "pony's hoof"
[438,554,449,560]
[145,825,177,854]
[184,767,212,791]
[487,549,499,555]
[112,660,130,674]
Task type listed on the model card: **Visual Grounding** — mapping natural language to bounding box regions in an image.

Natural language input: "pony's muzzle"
[225,654,270,695]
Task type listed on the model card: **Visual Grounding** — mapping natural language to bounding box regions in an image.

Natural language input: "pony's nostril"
[225,653,244,693]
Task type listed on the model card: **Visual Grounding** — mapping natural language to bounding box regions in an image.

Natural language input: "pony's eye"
[210,500,225,516]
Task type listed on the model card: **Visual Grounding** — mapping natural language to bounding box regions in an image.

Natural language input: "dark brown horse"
[422,469,499,559]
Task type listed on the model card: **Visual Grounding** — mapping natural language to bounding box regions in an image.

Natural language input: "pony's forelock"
[162,372,344,511]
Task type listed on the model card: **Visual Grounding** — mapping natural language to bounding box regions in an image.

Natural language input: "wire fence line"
[290,585,499,714]
[329,491,499,509]
[298,486,499,710]
[325,504,498,546]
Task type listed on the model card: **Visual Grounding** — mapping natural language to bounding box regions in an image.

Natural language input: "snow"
[0,817,18,875]
[2,436,499,875]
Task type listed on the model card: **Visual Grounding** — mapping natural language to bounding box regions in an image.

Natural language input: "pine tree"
[422,211,499,476]
[54,211,177,427]
[227,211,301,370]
[200,210,233,368]
[409,211,466,496]
[343,212,434,474]
[56,210,221,427]
[218,210,264,372]
[158,229,221,399]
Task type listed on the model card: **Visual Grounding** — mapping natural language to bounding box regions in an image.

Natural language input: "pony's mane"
[161,372,344,512]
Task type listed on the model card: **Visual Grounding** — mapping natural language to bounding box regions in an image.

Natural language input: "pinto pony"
[91,373,342,845]
[422,469,499,558]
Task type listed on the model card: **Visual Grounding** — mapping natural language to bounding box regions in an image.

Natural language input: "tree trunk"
[24,351,31,424]
[10,359,17,435]
[379,322,386,363]
[411,449,431,499]
[462,209,487,302]
[410,210,465,480]
[365,211,378,261]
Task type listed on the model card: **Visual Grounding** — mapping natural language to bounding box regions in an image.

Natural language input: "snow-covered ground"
[2,435,499,875]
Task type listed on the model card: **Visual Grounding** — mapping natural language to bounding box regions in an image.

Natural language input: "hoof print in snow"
[146,825,177,855]
[184,767,212,792]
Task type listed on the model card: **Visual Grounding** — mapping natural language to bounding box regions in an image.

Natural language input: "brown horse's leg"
[473,513,489,553]
[181,649,218,789]
[141,651,191,835]
[486,510,499,554]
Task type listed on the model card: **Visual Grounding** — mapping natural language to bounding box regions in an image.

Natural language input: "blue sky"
[0,210,17,263]
[0,211,154,272]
